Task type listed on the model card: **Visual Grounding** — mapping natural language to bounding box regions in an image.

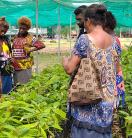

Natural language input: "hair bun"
[96,7,107,14]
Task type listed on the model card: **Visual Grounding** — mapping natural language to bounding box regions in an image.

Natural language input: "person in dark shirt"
[74,5,87,38]
[0,17,13,94]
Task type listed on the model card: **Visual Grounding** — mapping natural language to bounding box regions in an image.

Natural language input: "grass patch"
[33,52,70,72]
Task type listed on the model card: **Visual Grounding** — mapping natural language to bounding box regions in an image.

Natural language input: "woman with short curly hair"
[12,16,45,85]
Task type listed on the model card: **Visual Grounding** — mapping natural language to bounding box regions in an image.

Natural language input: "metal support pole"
[36,0,39,73]
[58,2,61,60]
[120,28,122,38]
[129,28,131,37]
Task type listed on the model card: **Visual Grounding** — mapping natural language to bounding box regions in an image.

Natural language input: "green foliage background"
[0,65,69,138]
[119,46,132,137]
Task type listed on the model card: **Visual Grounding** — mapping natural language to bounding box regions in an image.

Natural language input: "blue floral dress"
[69,34,120,138]
[114,37,125,107]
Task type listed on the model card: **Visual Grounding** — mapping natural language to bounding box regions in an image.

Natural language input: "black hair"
[85,4,116,31]
[105,12,116,31]
[74,5,87,15]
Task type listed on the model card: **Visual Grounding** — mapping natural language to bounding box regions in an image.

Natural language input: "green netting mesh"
[0,0,132,27]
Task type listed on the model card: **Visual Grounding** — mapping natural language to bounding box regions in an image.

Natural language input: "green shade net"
[0,0,132,27]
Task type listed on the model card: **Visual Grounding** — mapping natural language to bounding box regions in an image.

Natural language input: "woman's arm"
[62,34,88,75]
[62,55,81,75]
[30,40,45,52]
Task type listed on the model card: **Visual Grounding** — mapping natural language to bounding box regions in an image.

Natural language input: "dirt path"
[39,38,132,53]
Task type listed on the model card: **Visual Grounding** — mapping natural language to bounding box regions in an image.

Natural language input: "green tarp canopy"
[0,0,132,27]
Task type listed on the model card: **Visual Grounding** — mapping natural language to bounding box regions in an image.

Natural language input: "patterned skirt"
[71,124,112,138]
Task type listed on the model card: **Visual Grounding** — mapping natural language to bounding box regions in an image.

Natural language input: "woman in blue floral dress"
[63,4,121,138]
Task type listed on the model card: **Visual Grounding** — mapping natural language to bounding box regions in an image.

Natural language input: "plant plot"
[119,46,132,138]
[0,65,69,138]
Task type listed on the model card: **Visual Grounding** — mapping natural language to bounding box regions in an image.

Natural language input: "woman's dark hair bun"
[104,11,116,30]
[96,7,107,14]
[85,4,116,30]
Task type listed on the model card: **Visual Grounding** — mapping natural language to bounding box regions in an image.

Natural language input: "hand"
[33,41,45,49]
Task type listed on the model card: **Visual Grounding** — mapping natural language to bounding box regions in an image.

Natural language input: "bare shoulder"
[88,31,113,49]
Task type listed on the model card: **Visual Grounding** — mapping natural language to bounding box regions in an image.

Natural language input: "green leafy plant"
[119,46,132,138]
[0,64,69,138]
